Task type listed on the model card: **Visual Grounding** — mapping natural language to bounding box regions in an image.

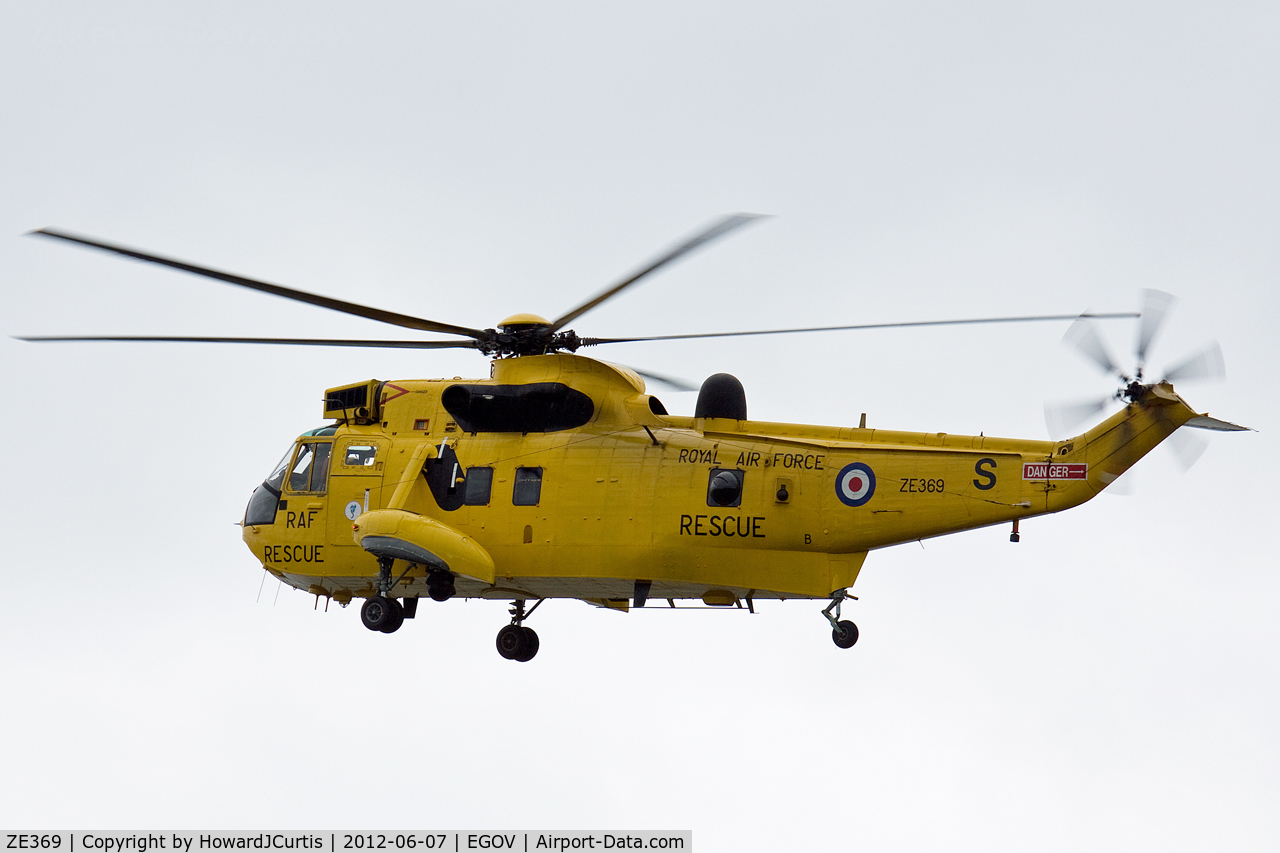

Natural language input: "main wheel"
[361,596,400,632]
[513,627,539,662]
[428,577,456,602]
[496,624,526,660]
[379,598,405,633]
[832,620,859,649]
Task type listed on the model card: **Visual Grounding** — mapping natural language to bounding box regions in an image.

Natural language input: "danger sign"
[1023,462,1087,480]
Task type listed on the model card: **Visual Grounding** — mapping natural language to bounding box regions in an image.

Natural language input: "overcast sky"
[2,3,1277,849]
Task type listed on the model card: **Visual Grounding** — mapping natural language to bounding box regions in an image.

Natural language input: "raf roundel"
[835,462,877,507]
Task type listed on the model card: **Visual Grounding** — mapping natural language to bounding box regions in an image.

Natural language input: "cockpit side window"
[343,444,378,467]
[287,441,332,493]
[310,443,331,491]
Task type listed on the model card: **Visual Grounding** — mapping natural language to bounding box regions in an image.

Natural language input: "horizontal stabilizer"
[1184,415,1253,432]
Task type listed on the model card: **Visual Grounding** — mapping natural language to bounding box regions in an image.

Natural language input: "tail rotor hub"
[1047,289,1225,439]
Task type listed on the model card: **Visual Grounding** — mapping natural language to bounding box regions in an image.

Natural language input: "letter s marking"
[974,457,997,491]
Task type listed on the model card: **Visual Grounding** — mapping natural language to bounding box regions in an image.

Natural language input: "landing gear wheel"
[514,627,539,662]
[379,598,405,634]
[496,624,526,660]
[361,596,402,633]
[832,620,859,649]
[427,573,456,602]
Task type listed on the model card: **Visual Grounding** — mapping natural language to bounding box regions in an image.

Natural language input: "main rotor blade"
[580,312,1139,346]
[29,229,488,340]
[594,359,698,392]
[549,213,766,333]
[1136,289,1175,367]
[629,368,699,393]
[1063,316,1124,378]
[17,335,479,349]
[1163,341,1225,383]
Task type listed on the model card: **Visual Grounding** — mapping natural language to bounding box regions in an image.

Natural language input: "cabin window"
[513,467,543,506]
[343,444,378,467]
[287,441,332,493]
[707,468,744,508]
[465,467,494,506]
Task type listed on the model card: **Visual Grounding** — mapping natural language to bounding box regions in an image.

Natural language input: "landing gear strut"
[495,599,542,662]
[361,556,406,633]
[822,590,859,649]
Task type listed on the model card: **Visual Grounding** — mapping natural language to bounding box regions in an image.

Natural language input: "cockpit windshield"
[243,434,333,527]
[264,445,293,493]
[244,443,295,527]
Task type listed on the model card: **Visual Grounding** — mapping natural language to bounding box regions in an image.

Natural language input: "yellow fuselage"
[241,353,1198,606]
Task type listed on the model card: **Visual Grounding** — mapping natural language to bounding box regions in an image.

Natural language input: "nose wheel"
[495,599,543,662]
[822,590,859,649]
[361,595,405,633]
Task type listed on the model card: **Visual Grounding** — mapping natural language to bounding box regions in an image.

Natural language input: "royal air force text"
[679,448,824,470]
[679,450,1000,490]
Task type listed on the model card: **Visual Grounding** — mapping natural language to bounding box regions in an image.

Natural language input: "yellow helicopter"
[22,216,1250,662]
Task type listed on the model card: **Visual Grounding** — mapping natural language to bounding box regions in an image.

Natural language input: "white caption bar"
[2,833,692,853]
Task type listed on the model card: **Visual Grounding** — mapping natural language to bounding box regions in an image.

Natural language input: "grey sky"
[2,3,1277,848]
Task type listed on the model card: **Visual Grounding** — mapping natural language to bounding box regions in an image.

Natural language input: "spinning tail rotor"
[1046,289,1244,477]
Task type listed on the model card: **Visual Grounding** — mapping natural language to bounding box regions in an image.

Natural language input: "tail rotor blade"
[1103,469,1137,496]
[1169,429,1210,472]
[1136,289,1175,369]
[1063,316,1124,378]
[1163,341,1225,383]
[1044,396,1113,439]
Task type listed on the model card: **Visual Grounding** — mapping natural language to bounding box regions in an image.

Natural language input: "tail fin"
[1074,382,1250,494]
[1184,415,1252,432]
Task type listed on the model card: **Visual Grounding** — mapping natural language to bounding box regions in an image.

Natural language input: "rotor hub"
[498,313,552,328]
[1120,380,1150,404]
[477,314,582,357]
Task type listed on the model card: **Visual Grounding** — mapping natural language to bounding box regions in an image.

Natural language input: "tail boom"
[1047,382,1209,510]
